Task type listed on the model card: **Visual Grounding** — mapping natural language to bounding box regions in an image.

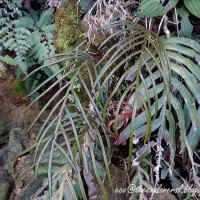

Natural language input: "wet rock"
[8,128,24,154]
[0,128,28,172]
[8,128,28,175]
[0,148,9,167]
[19,175,46,200]
[0,123,13,147]
[0,170,13,200]
[1,124,13,135]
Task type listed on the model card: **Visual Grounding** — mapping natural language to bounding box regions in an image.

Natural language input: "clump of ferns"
[0,0,29,74]
[21,52,113,199]
[0,0,62,97]
[0,1,57,68]
[21,3,200,200]
[93,21,200,198]
[25,22,200,199]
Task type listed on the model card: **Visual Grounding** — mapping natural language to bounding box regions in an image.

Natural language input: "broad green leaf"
[184,0,200,18]
[187,108,200,151]
[177,8,193,38]
[137,0,178,17]
[163,37,200,53]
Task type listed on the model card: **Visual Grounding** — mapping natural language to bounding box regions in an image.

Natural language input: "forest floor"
[0,65,43,199]
[0,67,41,128]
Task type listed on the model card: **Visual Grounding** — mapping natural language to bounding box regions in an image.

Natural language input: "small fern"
[27,8,57,77]
[0,1,30,74]
[0,1,58,76]
[0,54,16,66]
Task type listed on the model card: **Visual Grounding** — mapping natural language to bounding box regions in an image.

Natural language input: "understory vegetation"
[1,0,200,199]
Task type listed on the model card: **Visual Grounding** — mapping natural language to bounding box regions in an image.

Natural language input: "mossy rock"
[9,78,27,96]
[54,0,86,52]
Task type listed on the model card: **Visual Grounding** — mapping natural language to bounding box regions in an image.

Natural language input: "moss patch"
[9,78,27,96]
[54,0,85,52]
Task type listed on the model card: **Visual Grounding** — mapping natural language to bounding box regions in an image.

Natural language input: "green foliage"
[15,0,200,199]
[54,0,85,52]
[22,18,200,198]
[27,8,60,80]
[27,8,56,62]
[0,0,29,73]
[10,78,27,95]
[176,8,193,38]
[137,0,178,17]
[0,0,58,78]
[21,51,112,199]
[0,55,16,66]
[184,0,200,18]
[137,0,200,19]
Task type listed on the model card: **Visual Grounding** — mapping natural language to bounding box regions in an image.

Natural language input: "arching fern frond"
[22,51,113,199]
[98,21,200,193]
[23,20,200,199]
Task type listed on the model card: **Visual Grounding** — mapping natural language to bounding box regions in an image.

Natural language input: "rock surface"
[0,127,30,199]
[0,170,13,200]
[18,175,46,200]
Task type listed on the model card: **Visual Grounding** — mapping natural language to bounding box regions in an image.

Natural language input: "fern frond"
[36,8,54,27]
[20,50,113,199]
[0,0,58,79]
[0,55,16,66]
[14,15,35,30]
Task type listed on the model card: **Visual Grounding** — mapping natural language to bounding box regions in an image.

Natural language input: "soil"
[0,74,41,128]
[0,66,45,200]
